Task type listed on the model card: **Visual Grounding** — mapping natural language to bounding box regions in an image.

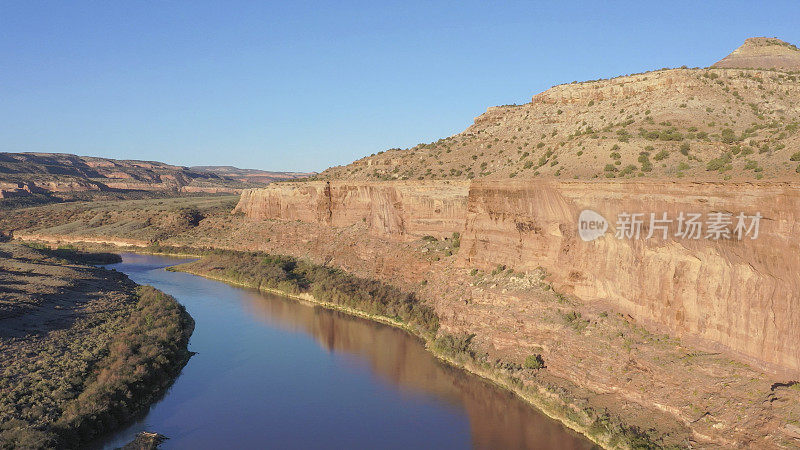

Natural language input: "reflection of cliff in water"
[240,290,595,450]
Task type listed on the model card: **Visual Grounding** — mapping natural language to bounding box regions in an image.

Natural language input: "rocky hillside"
[192,165,314,184]
[713,37,800,71]
[0,153,260,205]
[319,38,800,182]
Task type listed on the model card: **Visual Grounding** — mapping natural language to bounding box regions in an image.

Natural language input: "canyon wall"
[234,181,469,239]
[235,180,800,374]
[461,180,800,375]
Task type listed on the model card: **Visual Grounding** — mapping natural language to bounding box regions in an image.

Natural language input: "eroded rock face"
[235,181,469,239]
[459,180,800,375]
[236,180,800,374]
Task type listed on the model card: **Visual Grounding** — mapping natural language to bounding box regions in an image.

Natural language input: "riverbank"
[0,244,194,448]
[171,250,663,449]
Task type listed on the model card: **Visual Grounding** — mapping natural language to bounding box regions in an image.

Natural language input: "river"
[96,253,595,449]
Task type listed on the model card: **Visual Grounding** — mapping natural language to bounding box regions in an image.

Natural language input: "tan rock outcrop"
[236,179,800,375]
[235,181,469,239]
[460,180,800,375]
[713,37,800,71]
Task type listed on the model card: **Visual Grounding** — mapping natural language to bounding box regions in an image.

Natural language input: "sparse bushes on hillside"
[706,153,733,172]
[638,152,653,172]
[450,232,461,249]
[720,128,741,144]
[619,164,637,177]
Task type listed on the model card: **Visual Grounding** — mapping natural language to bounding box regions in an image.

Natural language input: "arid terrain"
[191,165,314,184]
[0,152,309,208]
[319,38,800,182]
[3,192,799,448]
[0,244,194,448]
[3,36,800,448]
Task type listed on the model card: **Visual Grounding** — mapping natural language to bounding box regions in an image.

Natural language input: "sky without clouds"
[2,1,799,172]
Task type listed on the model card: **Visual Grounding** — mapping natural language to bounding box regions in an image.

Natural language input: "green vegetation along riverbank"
[173,249,669,449]
[0,244,194,449]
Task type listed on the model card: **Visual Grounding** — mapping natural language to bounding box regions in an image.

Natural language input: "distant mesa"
[712,37,800,70]
[0,152,312,206]
[191,165,315,184]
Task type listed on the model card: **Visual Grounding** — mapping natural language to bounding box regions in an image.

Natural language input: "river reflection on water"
[97,253,595,449]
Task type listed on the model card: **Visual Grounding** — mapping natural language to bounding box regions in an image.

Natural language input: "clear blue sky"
[2,1,798,172]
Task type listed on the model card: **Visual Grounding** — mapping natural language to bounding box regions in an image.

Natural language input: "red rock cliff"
[234,180,800,374]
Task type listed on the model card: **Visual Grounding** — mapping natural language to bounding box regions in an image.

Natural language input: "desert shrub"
[637,153,653,172]
[434,332,476,358]
[450,232,461,249]
[720,128,739,144]
[618,164,637,177]
[523,354,545,370]
[561,310,590,332]
[53,286,193,446]
[790,152,800,161]
[706,153,732,172]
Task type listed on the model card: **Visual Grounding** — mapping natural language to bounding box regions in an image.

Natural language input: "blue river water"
[95,253,594,449]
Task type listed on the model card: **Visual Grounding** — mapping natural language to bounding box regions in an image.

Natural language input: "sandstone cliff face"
[236,180,800,374]
[235,181,469,239]
[460,180,800,375]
